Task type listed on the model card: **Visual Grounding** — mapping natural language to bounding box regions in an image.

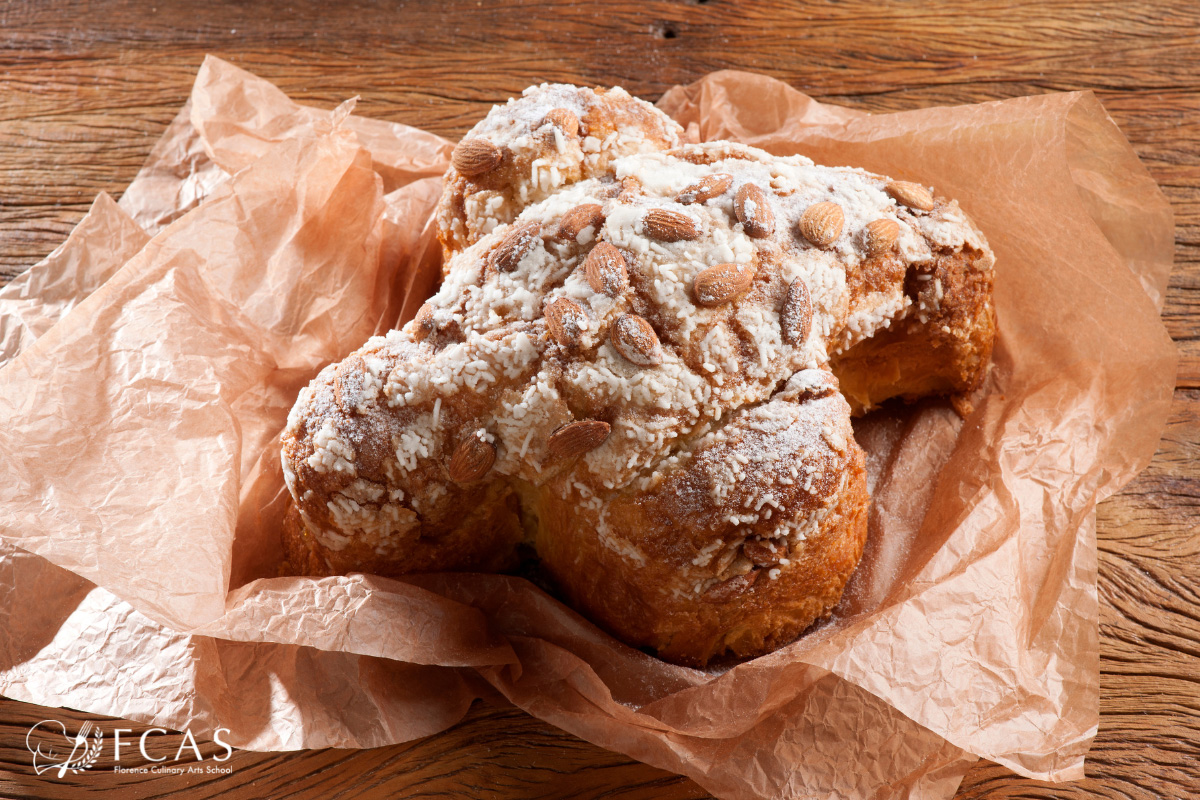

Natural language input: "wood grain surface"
[2,1,1198,797]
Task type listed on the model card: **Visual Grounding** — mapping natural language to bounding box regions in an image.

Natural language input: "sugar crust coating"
[436,84,685,270]
[280,84,996,666]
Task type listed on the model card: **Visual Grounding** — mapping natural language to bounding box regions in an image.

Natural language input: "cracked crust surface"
[279,84,996,666]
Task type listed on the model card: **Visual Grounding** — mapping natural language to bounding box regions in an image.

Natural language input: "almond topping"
[797,201,844,248]
[676,173,733,205]
[413,303,436,340]
[742,539,781,566]
[886,181,935,211]
[693,262,756,307]
[555,204,605,243]
[642,208,701,242]
[790,371,839,402]
[734,183,775,238]
[447,433,495,483]
[547,420,611,460]
[781,278,813,345]
[584,242,629,296]
[540,107,580,137]
[451,138,503,177]
[863,218,901,255]
[610,313,663,367]
[704,569,760,603]
[544,296,587,349]
[488,221,541,273]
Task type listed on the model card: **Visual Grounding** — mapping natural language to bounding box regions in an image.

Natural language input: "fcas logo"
[26,720,103,777]
[26,719,235,777]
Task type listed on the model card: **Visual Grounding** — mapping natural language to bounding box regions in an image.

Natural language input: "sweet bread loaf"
[280,84,995,666]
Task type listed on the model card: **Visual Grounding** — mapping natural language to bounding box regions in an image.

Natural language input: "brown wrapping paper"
[0,57,1176,799]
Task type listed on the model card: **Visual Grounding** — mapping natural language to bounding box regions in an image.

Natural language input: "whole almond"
[676,173,733,205]
[797,201,844,249]
[488,221,541,273]
[788,369,839,402]
[693,262,756,307]
[742,538,781,566]
[781,278,813,345]
[734,183,775,238]
[413,303,436,340]
[584,242,629,296]
[610,313,664,367]
[547,419,611,460]
[451,138,503,177]
[642,208,701,242]
[555,204,605,242]
[863,218,901,255]
[886,181,935,211]
[447,433,496,483]
[540,107,580,137]
[704,569,760,603]
[544,296,588,348]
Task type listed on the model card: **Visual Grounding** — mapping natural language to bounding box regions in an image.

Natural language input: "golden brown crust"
[279,473,524,579]
[532,381,868,665]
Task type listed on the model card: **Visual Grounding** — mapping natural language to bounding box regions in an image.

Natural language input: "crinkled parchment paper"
[0,57,1175,799]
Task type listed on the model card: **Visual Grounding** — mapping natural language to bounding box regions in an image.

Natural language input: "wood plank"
[0,1,1197,797]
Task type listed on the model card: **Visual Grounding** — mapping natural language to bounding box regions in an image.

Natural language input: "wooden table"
[2,2,1197,797]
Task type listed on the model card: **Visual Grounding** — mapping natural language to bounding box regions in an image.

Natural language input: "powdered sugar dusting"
[284,98,991,584]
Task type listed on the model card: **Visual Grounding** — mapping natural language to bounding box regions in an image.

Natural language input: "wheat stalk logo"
[27,720,103,777]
